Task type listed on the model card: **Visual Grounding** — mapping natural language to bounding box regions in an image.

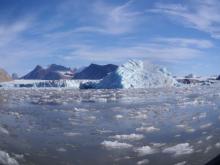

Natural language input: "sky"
[0,0,220,76]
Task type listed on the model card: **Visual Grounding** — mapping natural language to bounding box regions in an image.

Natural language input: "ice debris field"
[1,82,220,165]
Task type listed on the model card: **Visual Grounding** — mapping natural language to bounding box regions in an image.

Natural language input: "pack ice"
[96,60,178,89]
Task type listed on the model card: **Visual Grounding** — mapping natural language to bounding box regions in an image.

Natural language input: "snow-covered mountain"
[96,60,178,89]
[0,68,12,82]
[22,64,74,80]
[73,64,118,80]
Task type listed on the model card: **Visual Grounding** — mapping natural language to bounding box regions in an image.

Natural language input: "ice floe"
[215,143,220,148]
[206,135,213,140]
[174,161,187,165]
[162,143,194,156]
[136,126,160,133]
[204,146,212,153]
[101,141,133,149]
[0,150,19,165]
[115,114,124,119]
[200,123,212,129]
[56,148,67,152]
[63,132,81,137]
[0,126,9,135]
[110,134,144,141]
[137,159,150,165]
[135,146,157,156]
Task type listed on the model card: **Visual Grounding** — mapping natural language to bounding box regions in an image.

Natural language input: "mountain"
[73,64,118,80]
[22,64,74,80]
[96,60,178,89]
[0,68,12,82]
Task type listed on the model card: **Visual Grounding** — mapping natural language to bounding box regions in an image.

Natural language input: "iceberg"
[96,60,178,89]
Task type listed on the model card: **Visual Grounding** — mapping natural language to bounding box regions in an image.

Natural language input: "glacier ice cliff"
[96,60,178,89]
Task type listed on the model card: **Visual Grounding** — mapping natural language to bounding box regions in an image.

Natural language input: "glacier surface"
[96,60,178,89]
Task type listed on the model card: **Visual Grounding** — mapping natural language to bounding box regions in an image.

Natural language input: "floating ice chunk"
[73,108,88,112]
[186,128,195,133]
[110,134,144,141]
[200,123,212,129]
[174,161,187,165]
[115,115,123,119]
[0,126,9,135]
[162,143,194,156]
[13,155,23,160]
[8,112,22,119]
[0,150,19,165]
[176,125,186,129]
[135,146,157,156]
[215,143,220,148]
[204,146,212,153]
[150,143,166,148]
[101,141,133,149]
[192,112,207,120]
[130,111,148,119]
[206,135,213,140]
[198,112,207,119]
[136,126,160,133]
[86,116,96,121]
[56,148,67,152]
[137,159,149,165]
[63,132,81,137]
[176,125,195,133]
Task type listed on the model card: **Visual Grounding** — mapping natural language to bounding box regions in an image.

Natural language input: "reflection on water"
[0,84,220,165]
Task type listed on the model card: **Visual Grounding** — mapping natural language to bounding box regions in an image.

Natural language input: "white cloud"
[63,37,212,64]
[75,0,143,35]
[151,0,220,38]
[0,20,30,47]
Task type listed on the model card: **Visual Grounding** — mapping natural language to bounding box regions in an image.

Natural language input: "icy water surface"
[1,84,220,165]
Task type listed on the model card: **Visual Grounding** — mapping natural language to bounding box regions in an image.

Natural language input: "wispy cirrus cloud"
[0,19,31,47]
[0,0,218,75]
[62,37,213,64]
[74,0,143,35]
[151,0,220,38]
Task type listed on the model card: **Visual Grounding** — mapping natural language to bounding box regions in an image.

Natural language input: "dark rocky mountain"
[73,64,118,80]
[22,64,74,80]
[0,68,12,82]
[216,75,220,80]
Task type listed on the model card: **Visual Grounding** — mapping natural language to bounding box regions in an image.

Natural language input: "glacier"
[0,80,98,88]
[96,60,178,89]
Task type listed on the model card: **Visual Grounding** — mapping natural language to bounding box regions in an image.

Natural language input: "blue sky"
[0,0,220,76]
